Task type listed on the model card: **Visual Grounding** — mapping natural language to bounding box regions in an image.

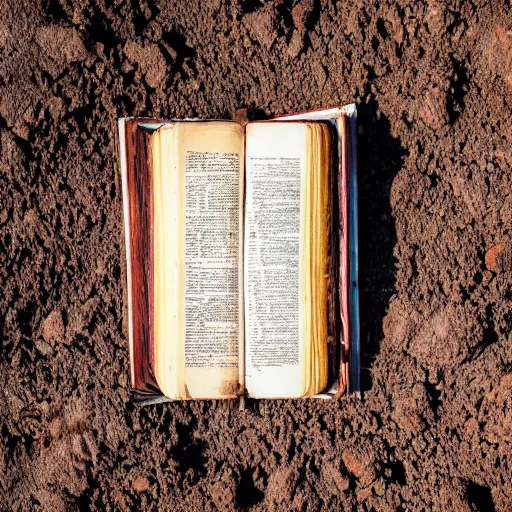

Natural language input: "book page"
[152,122,244,399]
[180,122,245,398]
[244,122,308,398]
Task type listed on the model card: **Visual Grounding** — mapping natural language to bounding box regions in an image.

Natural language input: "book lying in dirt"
[118,106,359,404]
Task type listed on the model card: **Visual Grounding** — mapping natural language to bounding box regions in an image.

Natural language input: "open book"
[118,106,359,403]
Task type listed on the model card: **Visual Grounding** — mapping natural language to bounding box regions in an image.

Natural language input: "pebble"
[485,242,512,272]
[42,309,65,344]
[419,87,448,128]
[132,476,150,492]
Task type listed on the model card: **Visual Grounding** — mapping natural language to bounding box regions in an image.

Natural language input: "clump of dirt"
[1,1,512,510]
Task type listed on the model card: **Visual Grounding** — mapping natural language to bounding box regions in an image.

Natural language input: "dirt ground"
[1,0,512,510]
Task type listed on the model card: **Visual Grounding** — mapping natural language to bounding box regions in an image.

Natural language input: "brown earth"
[1,0,512,510]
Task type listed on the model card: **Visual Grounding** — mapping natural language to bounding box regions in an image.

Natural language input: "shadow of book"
[357,99,407,393]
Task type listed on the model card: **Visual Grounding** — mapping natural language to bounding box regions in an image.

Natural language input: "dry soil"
[1,0,512,510]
